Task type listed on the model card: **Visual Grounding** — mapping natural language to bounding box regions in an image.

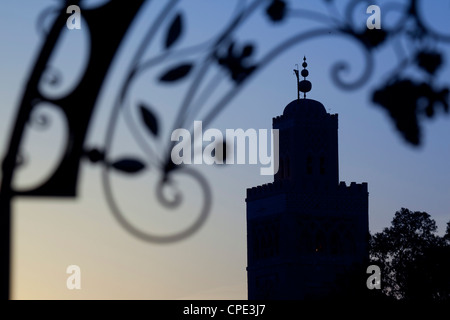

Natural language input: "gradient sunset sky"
[1,0,449,299]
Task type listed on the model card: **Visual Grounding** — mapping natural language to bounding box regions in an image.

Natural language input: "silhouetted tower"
[246,57,369,299]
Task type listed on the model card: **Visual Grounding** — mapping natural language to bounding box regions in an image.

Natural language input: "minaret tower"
[246,58,369,300]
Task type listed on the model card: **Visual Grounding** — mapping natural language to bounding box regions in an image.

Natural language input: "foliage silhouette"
[214,42,257,84]
[372,77,449,145]
[266,0,287,22]
[165,13,183,49]
[158,63,193,82]
[139,104,159,137]
[369,208,450,301]
[111,158,146,174]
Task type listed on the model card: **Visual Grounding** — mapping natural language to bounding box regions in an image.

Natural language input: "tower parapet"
[246,180,290,201]
[338,181,368,194]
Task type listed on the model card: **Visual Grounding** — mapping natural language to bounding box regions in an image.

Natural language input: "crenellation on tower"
[338,181,368,193]
[246,180,291,202]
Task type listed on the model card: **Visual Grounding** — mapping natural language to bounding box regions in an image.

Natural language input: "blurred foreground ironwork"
[1,0,449,299]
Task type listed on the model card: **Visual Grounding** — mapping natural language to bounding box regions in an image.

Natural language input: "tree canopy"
[370,208,450,301]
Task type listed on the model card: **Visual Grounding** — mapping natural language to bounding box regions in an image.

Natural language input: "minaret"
[274,57,339,193]
[246,58,369,300]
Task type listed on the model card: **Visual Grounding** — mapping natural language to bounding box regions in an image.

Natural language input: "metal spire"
[298,56,312,99]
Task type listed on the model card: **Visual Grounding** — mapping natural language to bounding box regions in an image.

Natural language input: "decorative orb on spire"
[298,56,312,98]
[287,57,325,117]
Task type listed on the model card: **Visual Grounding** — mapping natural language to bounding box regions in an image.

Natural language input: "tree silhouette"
[369,208,450,301]
[445,221,450,244]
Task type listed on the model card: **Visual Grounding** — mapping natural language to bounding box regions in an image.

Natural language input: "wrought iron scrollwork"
[1,0,449,299]
[0,0,145,299]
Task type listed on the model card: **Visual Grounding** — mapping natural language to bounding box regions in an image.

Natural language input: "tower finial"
[298,56,312,99]
[293,64,300,100]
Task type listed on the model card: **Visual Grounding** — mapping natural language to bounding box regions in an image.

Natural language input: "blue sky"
[1,0,449,299]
